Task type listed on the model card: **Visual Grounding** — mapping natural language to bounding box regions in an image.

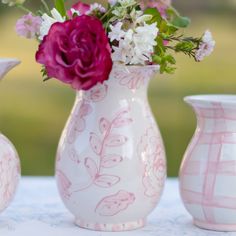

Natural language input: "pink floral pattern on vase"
[67,101,92,144]
[95,190,135,216]
[66,83,108,144]
[73,106,133,191]
[84,83,108,102]
[180,95,236,232]
[56,169,72,199]
[111,64,159,90]
[138,127,166,199]
[0,135,20,213]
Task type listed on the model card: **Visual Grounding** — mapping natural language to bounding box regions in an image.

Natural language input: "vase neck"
[186,96,236,133]
[75,64,159,101]
[108,64,159,91]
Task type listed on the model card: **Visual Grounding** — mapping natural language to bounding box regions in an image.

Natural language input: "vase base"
[194,220,236,232]
[75,218,146,232]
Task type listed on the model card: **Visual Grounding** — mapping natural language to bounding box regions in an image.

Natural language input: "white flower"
[70,8,80,16]
[108,0,117,6]
[39,8,65,40]
[108,22,126,42]
[112,30,134,64]
[87,3,106,14]
[118,0,136,7]
[1,0,25,6]
[132,23,158,64]
[111,22,159,65]
[195,30,215,62]
[112,7,127,18]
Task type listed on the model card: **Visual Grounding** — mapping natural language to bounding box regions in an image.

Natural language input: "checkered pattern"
[180,102,236,225]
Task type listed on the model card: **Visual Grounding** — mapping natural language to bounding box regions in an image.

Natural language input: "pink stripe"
[182,189,236,210]
[183,160,236,176]
[199,133,236,145]
[201,103,225,223]
[180,107,205,180]
[197,107,236,120]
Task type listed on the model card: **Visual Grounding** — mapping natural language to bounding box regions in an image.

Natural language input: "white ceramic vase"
[180,95,236,232]
[0,58,21,213]
[56,64,166,231]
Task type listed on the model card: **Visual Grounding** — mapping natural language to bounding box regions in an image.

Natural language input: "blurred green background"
[0,0,235,176]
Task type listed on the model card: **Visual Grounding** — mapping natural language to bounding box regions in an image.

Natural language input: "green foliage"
[175,41,195,53]
[167,7,191,28]
[41,67,51,81]
[54,0,66,17]
[144,8,162,26]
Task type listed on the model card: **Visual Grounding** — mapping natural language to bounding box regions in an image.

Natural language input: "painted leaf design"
[105,134,128,147]
[67,126,76,144]
[95,190,135,216]
[75,118,85,132]
[94,175,120,188]
[69,149,80,164]
[99,118,110,134]
[113,118,133,128]
[84,157,98,180]
[116,107,129,119]
[101,155,123,168]
[56,169,71,199]
[90,133,102,154]
[90,83,108,102]
[79,103,92,117]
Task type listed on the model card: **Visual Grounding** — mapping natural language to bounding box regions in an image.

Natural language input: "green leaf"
[144,8,162,26]
[175,41,195,52]
[166,23,179,35]
[167,7,190,28]
[54,0,66,17]
[152,55,162,64]
[172,15,191,28]
[164,55,176,64]
[164,66,176,74]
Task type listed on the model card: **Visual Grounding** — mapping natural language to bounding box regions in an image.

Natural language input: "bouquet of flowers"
[2,0,215,90]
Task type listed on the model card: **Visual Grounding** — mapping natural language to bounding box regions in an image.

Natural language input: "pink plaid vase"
[180,95,236,232]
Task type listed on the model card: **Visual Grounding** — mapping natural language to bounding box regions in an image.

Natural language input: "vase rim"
[0,58,21,64]
[184,94,236,106]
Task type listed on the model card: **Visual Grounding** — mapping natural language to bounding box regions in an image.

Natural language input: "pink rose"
[67,1,90,18]
[36,15,113,91]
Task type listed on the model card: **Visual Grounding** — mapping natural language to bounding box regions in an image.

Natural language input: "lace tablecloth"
[0,177,235,236]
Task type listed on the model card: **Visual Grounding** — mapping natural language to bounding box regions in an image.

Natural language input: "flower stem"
[40,0,51,15]
[16,4,32,14]
[100,6,114,21]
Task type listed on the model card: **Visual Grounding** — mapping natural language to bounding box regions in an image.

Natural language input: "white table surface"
[0,177,235,236]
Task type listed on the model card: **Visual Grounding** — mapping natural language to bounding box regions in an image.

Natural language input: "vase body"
[56,64,166,231]
[0,58,21,213]
[180,95,236,232]
[0,135,20,213]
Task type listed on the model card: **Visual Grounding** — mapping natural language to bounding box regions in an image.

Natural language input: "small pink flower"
[195,30,215,62]
[15,13,42,39]
[67,1,90,18]
[141,0,171,18]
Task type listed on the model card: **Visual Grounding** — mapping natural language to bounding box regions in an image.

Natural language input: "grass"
[0,13,235,176]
